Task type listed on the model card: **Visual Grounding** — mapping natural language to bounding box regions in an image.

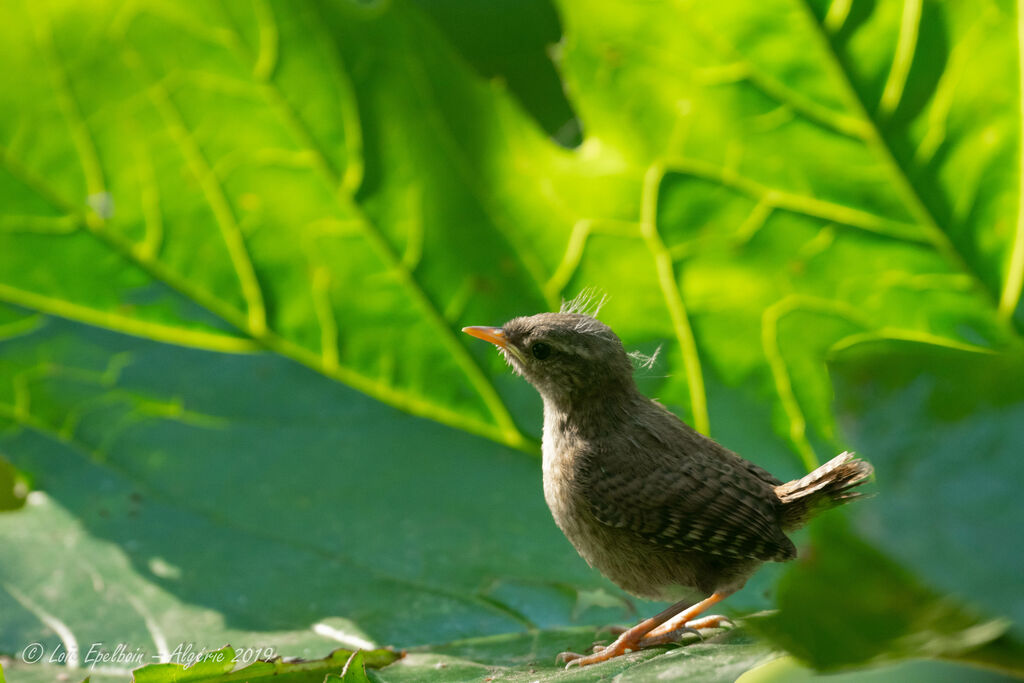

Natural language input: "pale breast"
[541,410,577,532]
[539,407,744,602]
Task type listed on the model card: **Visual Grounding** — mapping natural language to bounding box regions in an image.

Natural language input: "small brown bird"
[464,308,872,668]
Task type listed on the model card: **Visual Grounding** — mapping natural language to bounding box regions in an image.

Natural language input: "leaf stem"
[641,164,711,435]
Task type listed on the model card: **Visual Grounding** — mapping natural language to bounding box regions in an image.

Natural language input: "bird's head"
[463,312,636,408]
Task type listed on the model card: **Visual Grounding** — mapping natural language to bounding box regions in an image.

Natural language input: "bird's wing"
[580,425,795,561]
[739,458,785,487]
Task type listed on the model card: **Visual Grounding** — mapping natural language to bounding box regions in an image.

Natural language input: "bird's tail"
[775,451,873,529]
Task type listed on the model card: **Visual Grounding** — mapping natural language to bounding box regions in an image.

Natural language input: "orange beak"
[461,326,508,348]
[464,326,526,364]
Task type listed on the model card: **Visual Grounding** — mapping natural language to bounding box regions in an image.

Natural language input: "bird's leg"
[636,592,730,647]
[557,600,692,668]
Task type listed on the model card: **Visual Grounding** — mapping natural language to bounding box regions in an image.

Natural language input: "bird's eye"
[531,342,551,360]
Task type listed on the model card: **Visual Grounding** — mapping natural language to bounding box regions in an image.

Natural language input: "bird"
[463,305,873,668]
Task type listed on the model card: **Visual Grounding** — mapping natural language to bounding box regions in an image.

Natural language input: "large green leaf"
[554,0,1020,461]
[0,317,632,674]
[0,0,1022,680]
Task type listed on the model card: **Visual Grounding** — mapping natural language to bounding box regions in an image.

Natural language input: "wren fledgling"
[463,307,873,668]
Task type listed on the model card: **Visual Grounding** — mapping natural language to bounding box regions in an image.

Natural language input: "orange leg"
[557,600,690,668]
[557,592,730,668]
[637,593,731,647]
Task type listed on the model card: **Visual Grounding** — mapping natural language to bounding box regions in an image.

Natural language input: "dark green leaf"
[738,654,1018,682]
[832,342,1024,630]
[754,511,1011,671]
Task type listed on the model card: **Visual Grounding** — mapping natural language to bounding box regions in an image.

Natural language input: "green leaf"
[1,0,1019,450]
[332,651,369,683]
[0,0,550,450]
[832,342,1024,630]
[754,511,1011,670]
[405,0,577,144]
[0,0,1022,681]
[132,646,236,682]
[131,646,399,683]
[739,654,1020,682]
[0,317,640,680]
[0,454,28,511]
[554,0,1020,461]
[386,627,779,682]
[749,341,1024,676]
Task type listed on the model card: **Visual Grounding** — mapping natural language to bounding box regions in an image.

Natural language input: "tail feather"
[775,451,873,528]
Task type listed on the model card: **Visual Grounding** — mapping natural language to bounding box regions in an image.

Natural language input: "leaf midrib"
[794,0,1019,333]
[8,3,536,451]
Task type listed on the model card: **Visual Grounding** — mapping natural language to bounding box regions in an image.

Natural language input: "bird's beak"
[462,326,508,348]
[463,325,526,364]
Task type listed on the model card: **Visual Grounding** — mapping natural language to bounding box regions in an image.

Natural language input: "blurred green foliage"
[0,0,1021,680]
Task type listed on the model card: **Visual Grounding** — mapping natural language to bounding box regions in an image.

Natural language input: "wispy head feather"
[560,288,607,318]
[629,345,662,370]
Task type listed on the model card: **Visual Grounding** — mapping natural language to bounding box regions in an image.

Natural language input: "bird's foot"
[636,613,733,648]
[556,617,694,668]
[555,595,732,668]
[556,616,665,668]
[557,630,645,669]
